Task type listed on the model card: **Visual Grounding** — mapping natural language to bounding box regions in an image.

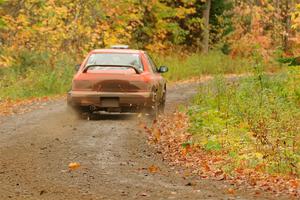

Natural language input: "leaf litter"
[145,111,300,198]
[0,95,64,116]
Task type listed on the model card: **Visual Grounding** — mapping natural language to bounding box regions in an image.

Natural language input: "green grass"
[0,50,75,100]
[187,67,300,175]
[153,51,254,81]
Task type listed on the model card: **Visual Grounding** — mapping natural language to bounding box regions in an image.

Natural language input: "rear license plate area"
[100,97,120,107]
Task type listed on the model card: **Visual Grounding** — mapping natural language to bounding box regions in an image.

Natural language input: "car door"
[145,54,165,100]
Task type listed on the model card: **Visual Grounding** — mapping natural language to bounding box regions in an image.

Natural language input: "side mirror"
[158,66,168,73]
[75,64,81,71]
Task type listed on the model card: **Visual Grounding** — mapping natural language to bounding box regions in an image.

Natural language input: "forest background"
[1,0,300,193]
[0,0,299,99]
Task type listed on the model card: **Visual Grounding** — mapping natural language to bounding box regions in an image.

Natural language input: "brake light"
[72,80,92,90]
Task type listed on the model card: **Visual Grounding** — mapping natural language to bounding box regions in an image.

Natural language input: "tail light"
[72,80,92,91]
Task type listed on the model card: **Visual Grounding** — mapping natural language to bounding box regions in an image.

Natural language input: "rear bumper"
[67,90,153,109]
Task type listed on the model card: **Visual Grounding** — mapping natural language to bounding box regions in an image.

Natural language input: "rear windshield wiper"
[82,64,142,74]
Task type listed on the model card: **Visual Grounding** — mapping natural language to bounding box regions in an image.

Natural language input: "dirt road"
[0,82,277,200]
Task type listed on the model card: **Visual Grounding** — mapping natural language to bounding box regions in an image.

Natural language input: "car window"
[146,54,158,73]
[86,53,144,71]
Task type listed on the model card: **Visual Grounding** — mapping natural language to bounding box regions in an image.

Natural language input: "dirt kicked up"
[0,81,287,200]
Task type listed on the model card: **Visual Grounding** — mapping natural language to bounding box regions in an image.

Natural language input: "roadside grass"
[187,67,300,176]
[0,50,75,101]
[153,51,280,82]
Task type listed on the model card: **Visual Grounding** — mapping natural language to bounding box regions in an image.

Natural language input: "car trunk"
[73,70,149,93]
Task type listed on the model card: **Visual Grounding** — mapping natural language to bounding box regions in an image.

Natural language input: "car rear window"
[85,53,143,71]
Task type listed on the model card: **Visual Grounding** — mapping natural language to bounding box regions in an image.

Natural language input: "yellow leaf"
[68,162,80,170]
[148,165,160,173]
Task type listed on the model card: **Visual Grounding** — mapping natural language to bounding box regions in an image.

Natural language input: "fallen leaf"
[182,148,188,156]
[185,182,196,186]
[152,127,161,142]
[140,192,150,197]
[289,180,299,188]
[148,165,160,173]
[203,163,211,172]
[68,162,80,170]
[215,173,226,181]
[227,188,236,195]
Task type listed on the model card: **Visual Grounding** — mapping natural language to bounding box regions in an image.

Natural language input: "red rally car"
[67,45,168,117]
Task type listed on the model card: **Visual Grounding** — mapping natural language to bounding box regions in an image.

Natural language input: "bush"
[188,68,300,175]
[0,50,75,100]
[153,51,255,81]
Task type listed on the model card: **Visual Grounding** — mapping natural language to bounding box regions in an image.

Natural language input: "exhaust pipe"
[89,105,97,111]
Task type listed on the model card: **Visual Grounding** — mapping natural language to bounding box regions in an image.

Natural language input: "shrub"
[188,68,300,175]
[153,51,256,81]
[0,50,75,100]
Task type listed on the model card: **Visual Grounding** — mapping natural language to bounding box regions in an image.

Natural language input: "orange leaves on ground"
[181,143,192,157]
[148,165,160,173]
[227,188,236,195]
[290,180,299,189]
[151,127,161,143]
[147,111,300,198]
[0,95,63,116]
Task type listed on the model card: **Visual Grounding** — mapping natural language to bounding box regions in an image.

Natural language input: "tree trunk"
[282,0,290,53]
[201,0,211,54]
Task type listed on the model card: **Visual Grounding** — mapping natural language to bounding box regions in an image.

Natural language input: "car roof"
[91,49,144,54]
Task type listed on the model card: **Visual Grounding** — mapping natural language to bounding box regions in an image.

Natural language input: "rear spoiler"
[82,64,142,74]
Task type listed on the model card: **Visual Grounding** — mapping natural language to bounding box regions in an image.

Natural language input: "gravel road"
[0,82,279,200]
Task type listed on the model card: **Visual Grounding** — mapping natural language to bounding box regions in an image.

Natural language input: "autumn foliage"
[0,0,299,71]
[0,0,217,67]
[0,0,299,196]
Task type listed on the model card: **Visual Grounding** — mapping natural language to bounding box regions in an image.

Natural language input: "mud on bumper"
[67,91,154,112]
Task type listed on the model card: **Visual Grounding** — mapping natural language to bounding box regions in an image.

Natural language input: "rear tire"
[147,92,159,120]
[159,91,166,114]
[149,100,159,119]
